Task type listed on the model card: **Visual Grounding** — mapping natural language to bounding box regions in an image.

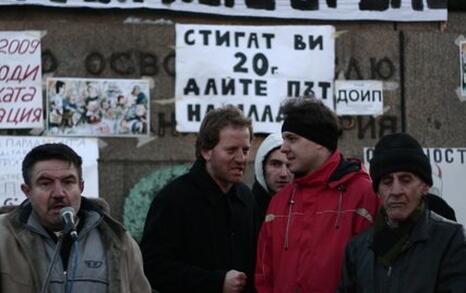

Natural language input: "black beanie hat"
[281,118,338,152]
[369,133,432,191]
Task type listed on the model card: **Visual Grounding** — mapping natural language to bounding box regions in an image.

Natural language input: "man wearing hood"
[255,96,379,293]
[252,133,294,224]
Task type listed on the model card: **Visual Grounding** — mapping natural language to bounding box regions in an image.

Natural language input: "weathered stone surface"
[404,31,466,146]
[99,162,125,220]
[0,7,465,220]
[444,12,466,33]
[335,30,401,157]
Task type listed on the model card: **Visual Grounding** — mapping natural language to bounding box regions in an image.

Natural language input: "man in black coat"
[140,106,257,293]
[338,133,466,292]
[426,193,456,221]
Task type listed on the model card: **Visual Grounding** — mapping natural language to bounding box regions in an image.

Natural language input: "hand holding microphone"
[60,207,78,240]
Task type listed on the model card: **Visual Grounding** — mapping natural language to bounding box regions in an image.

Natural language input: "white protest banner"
[364,147,466,226]
[46,78,150,137]
[0,31,43,129]
[0,136,100,207]
[0,0,447,22]
[335,80,383,116]
[175,24,335,133]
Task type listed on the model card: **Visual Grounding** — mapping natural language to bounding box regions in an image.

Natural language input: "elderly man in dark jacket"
[140,106,257,293]
[338,133,466,293]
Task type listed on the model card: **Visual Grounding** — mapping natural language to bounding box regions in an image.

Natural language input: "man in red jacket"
[255,96,379,293]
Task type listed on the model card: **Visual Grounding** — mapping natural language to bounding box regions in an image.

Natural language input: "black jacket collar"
[190,159,246,206]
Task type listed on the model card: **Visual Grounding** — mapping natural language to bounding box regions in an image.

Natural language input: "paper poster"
[0,31,43,129]
[0,136,99,207]
[0,0,447,22]
[364,147,466,226]
[335,80,383,116]
[175,24,335,133]
[46,78,150,137]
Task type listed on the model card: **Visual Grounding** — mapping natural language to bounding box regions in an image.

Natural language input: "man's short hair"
[195,105,253,160]
[281,96,341,152]
[22,143,83,185]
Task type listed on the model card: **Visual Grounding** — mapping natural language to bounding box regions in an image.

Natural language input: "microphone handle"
[40,233,65,293]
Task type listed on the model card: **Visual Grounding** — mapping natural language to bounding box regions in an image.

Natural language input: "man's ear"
[421,182,430,196]
[21,184,32,198]
[80,180,85,193]
[201,149,212,161]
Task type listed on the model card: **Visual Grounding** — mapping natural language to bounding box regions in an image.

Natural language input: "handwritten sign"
[335,80,383,116]
[0,31,43,129]
[175,24,335,133]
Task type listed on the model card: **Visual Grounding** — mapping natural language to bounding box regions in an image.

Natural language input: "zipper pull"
[64,270,69,292]
[387,266,392,277]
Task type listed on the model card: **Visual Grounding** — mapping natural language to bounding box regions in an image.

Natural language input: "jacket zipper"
[283,185,297,250]
[335,185,344,229]
[382,266,392,293]
[64,270,68,292]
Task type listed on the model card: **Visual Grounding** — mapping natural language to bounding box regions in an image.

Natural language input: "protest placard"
[0,31,43,129]
[175,24,335,133]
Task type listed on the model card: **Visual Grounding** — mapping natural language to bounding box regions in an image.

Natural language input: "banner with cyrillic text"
[335,80,383,116]
[364,147,466,226]
[0,0,447,22]
[0,136,99,207]
[0,31,43,129]
[175,24,335,133]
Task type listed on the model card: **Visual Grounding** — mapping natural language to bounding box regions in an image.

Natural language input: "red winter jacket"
[255,150,379,293]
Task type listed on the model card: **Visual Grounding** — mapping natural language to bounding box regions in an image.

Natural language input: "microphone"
[60,207,78,240]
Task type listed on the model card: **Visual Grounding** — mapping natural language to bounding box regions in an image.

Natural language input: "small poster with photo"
[460,41,466,97]
[46,78,150,137]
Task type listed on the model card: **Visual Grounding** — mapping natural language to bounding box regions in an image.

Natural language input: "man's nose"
[280,143,289,153]
[234,150,246,162]
[52,181,66,197]
[279,164,290,176]
[389,179,404,196]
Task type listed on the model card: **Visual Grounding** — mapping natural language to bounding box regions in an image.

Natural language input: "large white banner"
[0,0,447,21]
[175,24,335,133]
[364,147,466,226]
[0,31,43,129]
[0,136,100,207]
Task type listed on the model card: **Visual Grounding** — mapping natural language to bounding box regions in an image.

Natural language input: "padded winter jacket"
[255,150,379,293]
[0,197,151,293]
[338,210,466,293]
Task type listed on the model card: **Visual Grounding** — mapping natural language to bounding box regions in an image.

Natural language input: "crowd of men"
[0,96,465,293]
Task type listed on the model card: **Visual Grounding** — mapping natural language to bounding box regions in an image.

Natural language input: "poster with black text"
[175,24,335,133]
